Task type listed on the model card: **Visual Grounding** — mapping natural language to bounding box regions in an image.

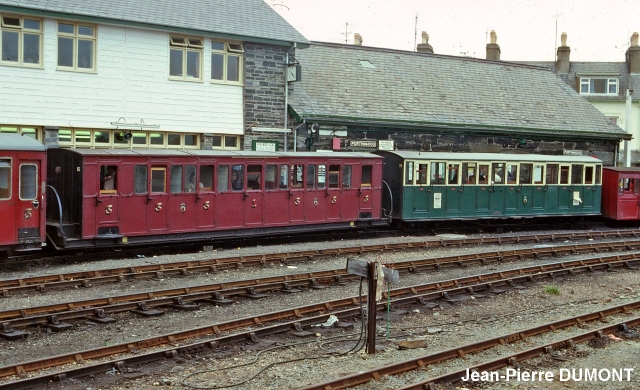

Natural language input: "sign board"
[378,140,394,151]
[349,140,377,148]
[252,140,279,152]
[563,149,583,156]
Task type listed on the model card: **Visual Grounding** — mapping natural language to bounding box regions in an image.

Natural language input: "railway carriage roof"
[0,133,46,151]
[376,151,602,164]
[56,148,382,160]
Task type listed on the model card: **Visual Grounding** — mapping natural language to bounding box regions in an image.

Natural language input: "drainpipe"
[284,43,297,152]
[624,89,633,167]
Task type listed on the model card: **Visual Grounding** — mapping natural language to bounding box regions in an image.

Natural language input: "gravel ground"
[1,232,639,390]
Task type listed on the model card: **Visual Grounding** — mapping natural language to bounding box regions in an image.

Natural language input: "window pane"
[519,164,532,184]
[227,55,239,82]
[211,41,224,51]
[478,164,489,184]
[247,165,261,190]
[342,165,352,188]
[224,136,238,148]
[186,51,200,78]
[24,19,40,30]
[131,132,147,145]
[170,49,183,76]
[114,131,129,145]
[58,23,74,34]
[20,164,37,200]
[430,162,445,184]
[58,37,73,67]
[58,129,72,143]
[306,165,316,189]
[328,165,340,188]
[200,165,213,190]
[184,134,197,146]
[149,133,164,145]
[447,163,459,185]
[2,31,19,62]
[20,128,37,139]
[168,133,181,145]
[78,39,93,68]
[75,130,91,143]
[506,164,517,184]
[560,166,570,184]
[93,130,109,144]
[212,135,222,147]
[0,160,11,199]
[78,25,94,36]
[211,53,224,80]
[134,166,147,194]
[571,165,583,184]
[317,165,326,189]
[405,161,414,185]
[185,165,196,192]
[231,165,243,191]
[101,166,117,191]
[151,169,166,192]
[170,166,183,193]
[463,163,476,184]
[279,165,289,189]
[534,165,544,184]
[217,165,229,192]
[546,164,558,184]
[265,165,277,190]
[361,166,372,186]
[291,164,303,187]
[23,33,40,63]
[593,79,606,93]
[585,166,594,185]
[492,163,505,184]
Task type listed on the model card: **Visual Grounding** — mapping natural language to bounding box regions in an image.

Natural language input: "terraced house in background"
[0,0,308,150]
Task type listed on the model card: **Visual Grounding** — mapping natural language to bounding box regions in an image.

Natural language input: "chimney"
[354,33,363,46]
[556,32,571,74]
[416,31,434,54]
[485,30,500,60]
[627,32,640,74]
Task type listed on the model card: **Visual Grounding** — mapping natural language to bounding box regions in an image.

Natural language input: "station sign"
[349,139,395,150]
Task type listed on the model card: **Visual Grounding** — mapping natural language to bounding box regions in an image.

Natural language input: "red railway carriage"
[46,149,385,249]
[0,134,47,253]
[601,167,640,220]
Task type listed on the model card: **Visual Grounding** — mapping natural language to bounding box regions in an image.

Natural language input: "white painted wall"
[592,100,640,151]
[0,20,243,134]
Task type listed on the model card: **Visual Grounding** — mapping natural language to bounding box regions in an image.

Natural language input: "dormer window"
[579,78,618,95]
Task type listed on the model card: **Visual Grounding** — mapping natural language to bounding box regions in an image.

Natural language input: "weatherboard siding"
[0,21,243,134]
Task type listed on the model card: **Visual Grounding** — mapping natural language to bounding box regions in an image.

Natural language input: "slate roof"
[289,42,628,141]
[0,0,308,46]
[520,61,640,101]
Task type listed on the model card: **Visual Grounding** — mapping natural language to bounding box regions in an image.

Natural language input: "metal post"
[624,89,633,167]
[366,261,377,354]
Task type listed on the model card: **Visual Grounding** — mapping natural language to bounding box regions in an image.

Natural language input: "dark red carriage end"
[601,167,640,220]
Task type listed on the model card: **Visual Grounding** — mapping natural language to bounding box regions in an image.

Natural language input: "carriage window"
[584,166,594,185]
[184,165,197,192]
[100,165,118,192]
[231,165,244,191]
[170,166,183,193]
[571,164,583,184]
[217,165,229,192]
[342,165,352,188]
[478,164,489,185]
[519,164,532,184]
[19,164,37,200]
[279,165,289,189]
[462,163,476,184]
[247,165,262,190]
[291,164,303,188]
[559,165,570,185]
[620,178,634,194]
[506,164,517,184]
[416,163,428,185]
[636,179,640,194]
[595,165,602,185]
[200,165,213,191]
[405,161,414,185]
[0,159,10,199]
[361,165,372,187]
[151,167,166,192]
[492,163,505,184]
[546,164,558,185]
[447,163,459,185]
[430,162,445,184]
[533,165,545,185]
[134,165,147,194]
[318,165,327,189]
[306,165,316,189]
[328,165,340,188]
[265,165,277,190]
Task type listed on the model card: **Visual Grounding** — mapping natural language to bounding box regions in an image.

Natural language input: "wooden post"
[366,261,377,354]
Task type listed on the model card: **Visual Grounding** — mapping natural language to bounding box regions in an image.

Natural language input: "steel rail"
[1,257,639,383]
[299,311,640,390]
[2,229,640,294]
[2,248,640,330]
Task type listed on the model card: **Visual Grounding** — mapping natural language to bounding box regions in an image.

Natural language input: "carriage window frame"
[546,164,558,185]
[491,162,505,184]
[342,165,353,188]
[505,163,518,185]
[405,161,414,185]
[430,162,445,185]
[150,167,167,193]
[571,164,584,185]
[478,164,490,185]
[416,162,429,185]
[583,165,595,185]
[447,163,460,185]
[559,164,570,185]
[533,164,545,185]
[462,162,476,184]
[279,165,289,189]
[265,164,278,190]
[328,165,340,188]
[19,163,37,200]
[361,165,372,187]
[134,165,148,194]
[247,165,262,190]
[519,163,533,185]
[306,165,316,189]
[291,164,304,188]
[0,158,11,199]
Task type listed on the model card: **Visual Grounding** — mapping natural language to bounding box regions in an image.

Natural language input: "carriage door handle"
[95,197,103,206]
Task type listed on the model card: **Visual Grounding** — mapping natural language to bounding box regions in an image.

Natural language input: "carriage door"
[354,165,373,219]
[96,164,120,233]
[531,164,547,212]
[244,164,263,226]
[326,164,342,221]
[289,164,305,223]
[147,167,168,232]
[304,164,326,222]
[215,164,244,229]
[263,164,290,225]
[557,164,572,214]
[17,161,42,243]
[0,158,16,245]
[196,165,215,229]
[580,165,597,213]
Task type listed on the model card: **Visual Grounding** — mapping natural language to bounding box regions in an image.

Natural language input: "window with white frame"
[1,14,42,66]
[579,78,618,95]
[57,22,96,71]
[170,36,203,80]
[210,40,243,83]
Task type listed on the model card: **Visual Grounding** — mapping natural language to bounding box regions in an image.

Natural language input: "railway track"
[3,229,640,295]
[1,251,638,388]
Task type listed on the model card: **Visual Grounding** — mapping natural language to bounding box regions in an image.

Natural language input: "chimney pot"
[561,32,567,47]
[556,32,571,73]
[486,30,500,60]
[627,32,640,73]
[354,33,363,46]
[416,31,434,54]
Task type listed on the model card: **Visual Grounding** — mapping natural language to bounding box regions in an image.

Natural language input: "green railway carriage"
[376,151,602,222]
